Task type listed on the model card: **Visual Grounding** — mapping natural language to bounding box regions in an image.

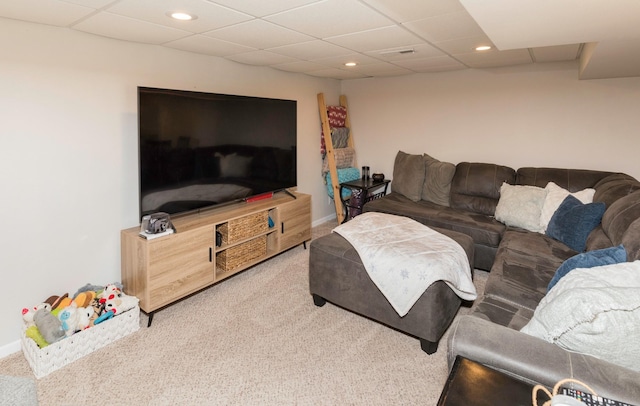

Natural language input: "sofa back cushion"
[593,173,640,208]
[392,151,425,202]
[450,162,516,216]
[516,167,614,192]
[602,190,640,246]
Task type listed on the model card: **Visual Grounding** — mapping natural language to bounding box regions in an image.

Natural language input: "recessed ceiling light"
[345,62,357,67]
[168,11,197,21]
[475,45,492,51]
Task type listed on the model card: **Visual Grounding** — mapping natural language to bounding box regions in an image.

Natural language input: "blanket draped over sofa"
[362,151,640,404]
[333,212,476,316]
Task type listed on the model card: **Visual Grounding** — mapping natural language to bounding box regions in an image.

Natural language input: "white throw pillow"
[521,260,640,372]
[539,182,595,232]
[494,183,547,232]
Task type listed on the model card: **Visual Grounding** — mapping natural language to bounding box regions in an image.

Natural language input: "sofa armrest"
[447,315,640,404]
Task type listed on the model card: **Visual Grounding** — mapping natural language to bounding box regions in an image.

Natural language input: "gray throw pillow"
[392,151,425,202]
[421,154,456,206]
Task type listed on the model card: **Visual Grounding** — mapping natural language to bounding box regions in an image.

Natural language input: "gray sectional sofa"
[363,152,640,404]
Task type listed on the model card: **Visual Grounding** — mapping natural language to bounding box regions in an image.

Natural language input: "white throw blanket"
[333,212,477,317]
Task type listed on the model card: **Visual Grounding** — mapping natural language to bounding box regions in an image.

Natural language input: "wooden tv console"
[121,191,311,325]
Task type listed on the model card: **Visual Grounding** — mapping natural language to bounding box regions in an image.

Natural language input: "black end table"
[339,178,390,223]
[438,356,547,406]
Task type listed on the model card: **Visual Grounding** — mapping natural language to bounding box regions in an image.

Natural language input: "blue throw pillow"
[546,195,606,252]
[547,244,627,292]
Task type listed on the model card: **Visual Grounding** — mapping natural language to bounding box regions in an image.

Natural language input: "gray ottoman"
[309,226,475,354]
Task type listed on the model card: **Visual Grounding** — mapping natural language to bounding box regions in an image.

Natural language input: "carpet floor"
[0,220,487,406]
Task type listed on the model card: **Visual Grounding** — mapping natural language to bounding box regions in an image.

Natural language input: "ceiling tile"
[105,0,252,34]
[404,10,485,43]
[306,67,369,80]
[362,0,465,23]
[454,48,533,68]
[367,43,444,61]
[265,0,393,39]
[351,63,414,77]
[65,0,116,7]
[206,0,322,18]
[272,60,330,73]
[393,56,466,72]
[205,19,313,49]
[73,12,191,44]
[311,53,381,69]
[226,50,299,66]
[0,0,96,26]
[267,40,352,60]
[325,25,424,53]
[165,34,256,56]
[434,35,494,55]
[531,44,581,63]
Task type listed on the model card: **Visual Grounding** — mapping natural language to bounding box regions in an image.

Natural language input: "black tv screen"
[138,87,297,219]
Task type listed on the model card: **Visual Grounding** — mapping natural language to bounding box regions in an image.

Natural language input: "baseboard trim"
[312,214,336,227]
[0,340,21,359]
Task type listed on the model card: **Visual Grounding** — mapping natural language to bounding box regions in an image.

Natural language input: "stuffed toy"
[72,283,103,299]
[101,285,139,315]
[76,305,94,331]
[25,325,49,348]
[51,296,73,317]
[72,291,96,308]
[22,303,51,327]
[58,302,81,337]
[34,308,64,344]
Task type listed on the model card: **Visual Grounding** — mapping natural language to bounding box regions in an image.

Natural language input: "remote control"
[560,387,635,406]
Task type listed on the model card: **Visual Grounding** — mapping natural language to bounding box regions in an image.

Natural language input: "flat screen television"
[138,87,297,219]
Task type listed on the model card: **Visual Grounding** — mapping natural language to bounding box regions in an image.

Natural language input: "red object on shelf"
[246,192,273,203]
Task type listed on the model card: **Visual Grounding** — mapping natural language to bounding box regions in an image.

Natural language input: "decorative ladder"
[317,93,357,224]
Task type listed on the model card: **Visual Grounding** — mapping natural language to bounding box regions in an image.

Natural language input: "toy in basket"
[21,283,140,378]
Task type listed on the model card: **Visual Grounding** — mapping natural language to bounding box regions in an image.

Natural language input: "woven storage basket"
[21,306,140,378]
[217,235,267,272]
[218,211,269,244]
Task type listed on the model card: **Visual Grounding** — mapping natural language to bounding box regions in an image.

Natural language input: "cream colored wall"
[0,18,339,352]
[342,62,640,184]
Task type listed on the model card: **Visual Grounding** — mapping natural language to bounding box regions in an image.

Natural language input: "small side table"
[339,178,391,223]
[438,356,547,406]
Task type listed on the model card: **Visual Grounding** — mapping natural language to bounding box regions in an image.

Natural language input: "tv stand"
[121,191,311,326]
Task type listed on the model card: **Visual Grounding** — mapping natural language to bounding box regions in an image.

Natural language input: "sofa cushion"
[539,182,595,232]
[516,167,613,191]
[547,244,627,292]
[421,153,456,207]
[486,228,576,311]
[494,183,546,232]
[593,173,640,208]
[364,192,505,248]
[469,296,534,330]
[546,195,605,252]
[602,190,640,245]
[622,218,640,261]
[392,151,424,202]
[450,162,516,216]
[521,261,640,372]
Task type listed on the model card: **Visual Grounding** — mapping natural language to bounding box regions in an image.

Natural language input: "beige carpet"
[0,221,487,406]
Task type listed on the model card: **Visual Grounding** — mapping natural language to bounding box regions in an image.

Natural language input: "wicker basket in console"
[218,211,269,245]
[217,235,267,272]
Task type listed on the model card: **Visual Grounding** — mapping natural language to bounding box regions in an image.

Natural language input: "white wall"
[342,62,640,184]
[0,18,339,352]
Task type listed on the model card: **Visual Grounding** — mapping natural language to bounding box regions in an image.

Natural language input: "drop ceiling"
[1,0,638,80]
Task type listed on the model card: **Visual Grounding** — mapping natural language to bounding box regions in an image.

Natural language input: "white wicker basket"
[21,306,140,378]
